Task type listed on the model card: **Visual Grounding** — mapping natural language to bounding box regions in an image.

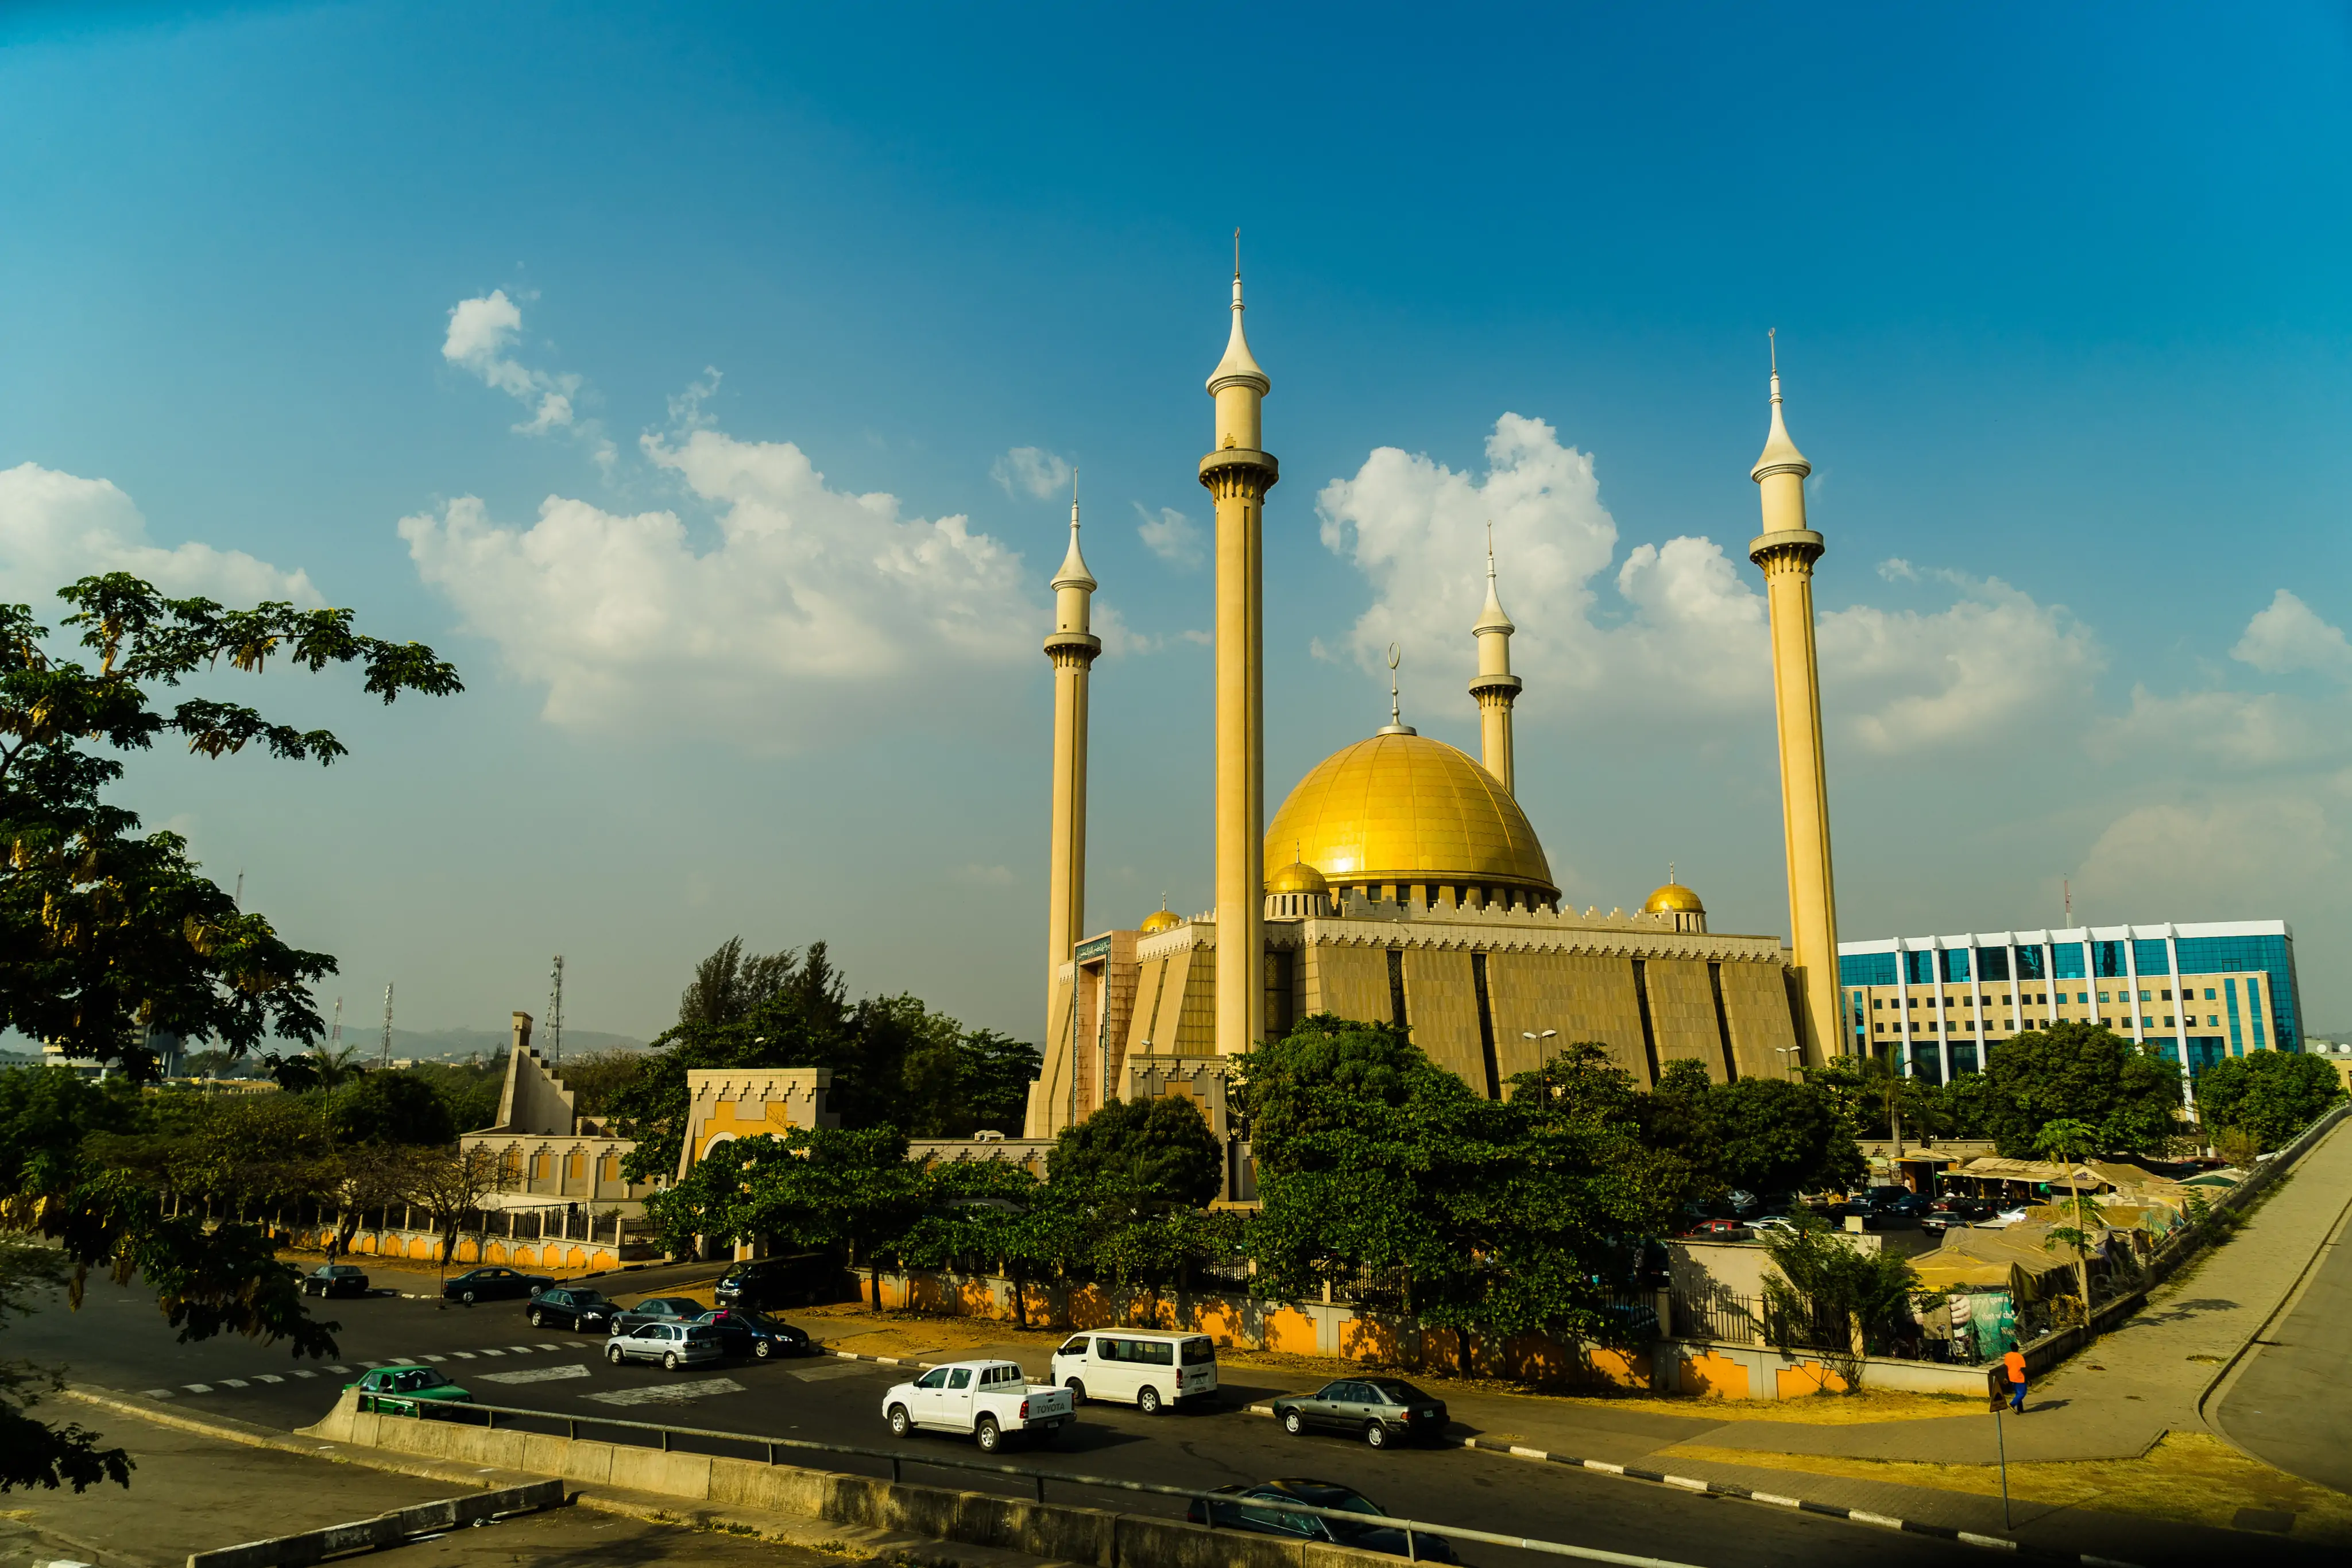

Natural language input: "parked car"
[1050,1331,1219,1412]
[347,1365,472,1415]
[528,1286,616,1333]
[880,1359,1074,1453]
[300,1264,370,1298]
[606,1321,724,1370]
[1185,1479,1459,1562]
[693,1308,813,1360]
[1869,1188,1930,1216]
[712,1253,835,1311]
[1747,1215,1800,1237]
[1685,1217,1750,1240]
[1933,1197,1994,1222]
[1980,1207,2030,1229]
[1272,1379,1449,1449]
[608,1296,708,1335]
[440,1267,552,1305]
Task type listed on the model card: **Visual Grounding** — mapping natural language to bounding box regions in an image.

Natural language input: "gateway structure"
[1023,273,1840,1138]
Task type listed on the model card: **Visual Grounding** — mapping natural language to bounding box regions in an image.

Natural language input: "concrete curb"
[1241,1403,2142,1568]
[185,1480,562,1568]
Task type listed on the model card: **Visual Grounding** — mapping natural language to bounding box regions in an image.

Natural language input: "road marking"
[293,1370,318,1379]
[1664,1476,1709,1492]
[1957,1535,2018,1551]
[504,1345,535,1354]
[583,1378,745,1407]
[1507,1444,1548,1459]
[183,1384,212,1393]
[144,1388,175,1399]
[478,1349,506,1357]
[256,1375,284,1385]
[788,1360,883,1383]
[1583,1461,1626,1475]
[419,1355,446,1363]
[450,1352,477,1360]
[1850,1512,1906,1530]
[537,1342,563,1350]
[220,1379,249,1389]
[326,1365,352,1374]
[360,1361,389,1369]
[566,1341,595,1349]
[478,1364,593,1386]
[1751,1493,1801,1508]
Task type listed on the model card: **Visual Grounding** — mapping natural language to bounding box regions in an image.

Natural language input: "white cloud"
[2089,686,2347,771]
[1877,557,1919,582]
[1314,412,2091,747]
[399,423,1034,742]
[0,462,318,610]
[1093,601,1156,657]
[1135,504,1204,568]
[954,863,1018,887]
[2231,589,2352,681]
[2076,791,2345,921]
[990,447,1071,500]
[443,290,583,436]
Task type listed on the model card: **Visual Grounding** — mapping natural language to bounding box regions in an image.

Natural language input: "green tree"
[651,1126,922,1310]
[2032,1116,2100,1319]
[1705,1075,1866,1197]
[1047,1096,1223,1210]
[1,575,459,1077]
[397,1059,504,1133]
[550,1050,644,1119]
[1757,1213,1927,1392]
[0,1067,141,1197]
[2194,1051,2343,1152]
[1982,1022,2183,1157]
[326,1071,456,1147]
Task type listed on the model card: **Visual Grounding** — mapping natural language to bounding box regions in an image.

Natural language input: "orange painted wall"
[1678,1350,1751,1399]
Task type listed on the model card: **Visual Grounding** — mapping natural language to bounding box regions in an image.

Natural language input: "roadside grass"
[1655,1430,2352,1542]
[793,1303,1980,1424]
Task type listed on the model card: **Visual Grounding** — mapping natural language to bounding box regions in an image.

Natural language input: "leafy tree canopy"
[326,1071,457,1147]
[1047,1094,1221,1210]
[2194,1051,2343,1152]
[1981,1022,2184,1157]
[1,575,459,1077]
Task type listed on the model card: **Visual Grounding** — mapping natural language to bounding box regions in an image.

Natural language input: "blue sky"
[6,2,2351,1044]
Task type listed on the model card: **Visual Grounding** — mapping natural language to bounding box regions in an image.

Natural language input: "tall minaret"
[1468,524,1522,793]
[1200,241,1278,1059]
[1042,478,1100,1014]
[1746,335,1842,1062]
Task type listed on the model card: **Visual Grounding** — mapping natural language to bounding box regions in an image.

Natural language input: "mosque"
[1020,269,1843,1151]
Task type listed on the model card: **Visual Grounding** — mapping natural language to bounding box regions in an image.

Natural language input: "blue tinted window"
[2094,942,2125,978]
[2014,945,2047,979]
[1975,947,2011,981]
[2052,944,2086,979]
[2133,939,2171,976]
[1904,951,1935,985]
[2175,935,2300,1050]
[1840,953,1896,986]
[2225,980,2242,1053]
[1941,949,1970,982]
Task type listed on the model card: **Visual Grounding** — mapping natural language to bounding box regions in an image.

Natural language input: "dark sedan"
[300,1264,370,1298]
[693,1308,814,1360]
[607,1296,707,1335]
[1272,1379,1448,1448]
[527,1286,616,1333]
[440,1266,553,1305]
[1186,1480,1458,1562]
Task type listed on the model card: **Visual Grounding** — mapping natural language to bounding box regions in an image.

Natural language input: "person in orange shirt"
[2002,1344,2028,1414]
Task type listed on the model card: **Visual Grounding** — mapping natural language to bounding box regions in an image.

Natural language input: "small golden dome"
[1643,880,1705,915]
[1266,731,1556,901]
[1267,860,1329,895]
[1138,908,1183,935]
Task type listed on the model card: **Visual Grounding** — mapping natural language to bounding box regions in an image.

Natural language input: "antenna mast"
[546,955,566,1065]
[379,982,394,1066]
[328,997,343,1051]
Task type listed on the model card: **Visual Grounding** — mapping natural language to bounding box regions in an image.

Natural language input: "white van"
[1050,1330,1218,1413]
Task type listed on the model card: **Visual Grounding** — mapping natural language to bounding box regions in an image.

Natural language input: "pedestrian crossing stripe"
[256,1375,283,1384]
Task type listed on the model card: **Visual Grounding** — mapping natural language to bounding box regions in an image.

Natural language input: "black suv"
[528,1286,616,1333]
[713,1254,828,1311]
[440,1267,554,1304]
[1187,1480,1457,1562]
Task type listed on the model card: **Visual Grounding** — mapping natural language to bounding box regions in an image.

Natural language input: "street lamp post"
[1522,1029,1558,1098]
[1775,1045,1800,1079]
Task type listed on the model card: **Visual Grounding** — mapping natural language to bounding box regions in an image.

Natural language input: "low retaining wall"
[300,1393,1395,1568]
[281,1223,657,1273]
[188,1480,561,1568]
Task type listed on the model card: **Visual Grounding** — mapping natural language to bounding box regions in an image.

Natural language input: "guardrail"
[398,1396,1705,1567]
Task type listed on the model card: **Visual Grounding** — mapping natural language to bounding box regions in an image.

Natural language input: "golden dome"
[1266,732,1556,901]
[1267,860,1329,895]
[1643,880,1705,915]
[1138,908,1183,935]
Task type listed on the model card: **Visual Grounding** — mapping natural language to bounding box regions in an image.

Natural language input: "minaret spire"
[1379,642,1416,735]
[1032,463,1104,1135]
[1202,246,1279,1064]
[1469,521,1522,792]
[1746,335,1842,1064]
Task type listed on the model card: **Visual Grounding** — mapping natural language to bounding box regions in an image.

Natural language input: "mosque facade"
[1022,271,1842,1141]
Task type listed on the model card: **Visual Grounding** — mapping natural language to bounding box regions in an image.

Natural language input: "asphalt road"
[2214,1190,2352,1495]
[13,1272,1995,1568]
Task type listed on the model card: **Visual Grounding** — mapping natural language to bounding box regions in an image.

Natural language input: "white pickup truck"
[880,1359,1074,1452]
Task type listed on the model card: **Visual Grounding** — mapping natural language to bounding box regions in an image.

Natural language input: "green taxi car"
[347,1364,474,1415]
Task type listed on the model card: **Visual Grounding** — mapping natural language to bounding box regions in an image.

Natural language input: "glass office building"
[1837,920,2300,1083]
